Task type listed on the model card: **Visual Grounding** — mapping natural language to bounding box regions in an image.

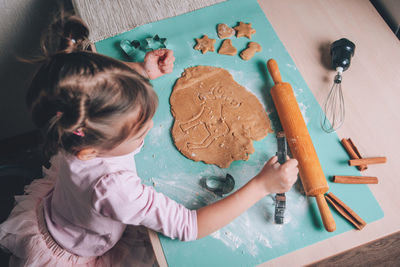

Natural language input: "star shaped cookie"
[234,22,256,39]
[194,35,216,54]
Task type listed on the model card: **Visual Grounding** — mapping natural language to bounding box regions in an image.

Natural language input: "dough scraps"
[194,35,216,54]
[170,66,272,168]
[234,22,256,39]
[218,39,237,56]
[217,23,235,39]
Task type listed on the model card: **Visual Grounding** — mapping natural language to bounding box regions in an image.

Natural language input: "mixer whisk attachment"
[321,38,355,133]
[322,66,345,132]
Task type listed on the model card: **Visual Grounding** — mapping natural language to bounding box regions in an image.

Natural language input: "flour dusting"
[206,188,308,257]
[298,102,309,124]
[228,69,266,109]
[149,149,309,258]
[147,118,172,145]
[285,63,297,71]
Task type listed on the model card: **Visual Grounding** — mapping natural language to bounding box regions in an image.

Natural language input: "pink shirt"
[43,145,198,257]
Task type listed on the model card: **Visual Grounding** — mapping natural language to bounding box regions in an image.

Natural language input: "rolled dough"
[170,66,272,168]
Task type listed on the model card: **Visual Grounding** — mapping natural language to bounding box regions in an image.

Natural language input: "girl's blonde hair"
[27,15,158,160]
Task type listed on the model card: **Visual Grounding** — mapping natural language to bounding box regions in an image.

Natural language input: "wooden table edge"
[148,229,168,267]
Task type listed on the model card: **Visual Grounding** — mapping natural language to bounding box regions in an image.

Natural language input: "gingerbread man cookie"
[217,23,235,39]
[240,42,262,61]
[194,35,216,54]
[234,22,256,39]
[218,39,237,56]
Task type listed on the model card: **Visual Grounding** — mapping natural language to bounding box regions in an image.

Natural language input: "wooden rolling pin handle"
[267,59,283,84]
[316,194,336,232]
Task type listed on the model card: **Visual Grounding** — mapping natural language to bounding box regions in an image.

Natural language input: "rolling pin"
[267,59,336,232]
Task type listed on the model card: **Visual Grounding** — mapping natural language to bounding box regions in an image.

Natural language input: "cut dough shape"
[170,66,272,168]
[217,23,235,39]
[218,39,237,56]
[240,42,262,60]
[234,22,256,39]
[194,35,216,54]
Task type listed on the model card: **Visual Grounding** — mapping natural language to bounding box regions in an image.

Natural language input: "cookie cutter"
[274,132,287,224]
[120,34,167,61]
[143,34,167,51]
[202,174,235,197]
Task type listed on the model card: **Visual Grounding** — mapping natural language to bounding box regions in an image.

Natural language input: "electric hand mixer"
[267,59,336,232]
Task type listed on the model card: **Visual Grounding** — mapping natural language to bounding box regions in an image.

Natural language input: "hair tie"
[73,127,85,137]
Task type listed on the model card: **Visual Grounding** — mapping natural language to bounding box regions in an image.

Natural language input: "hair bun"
[60,16,90,52]
[42,14,90,56]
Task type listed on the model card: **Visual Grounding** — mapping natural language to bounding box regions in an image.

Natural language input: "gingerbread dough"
[234,22,256,39]
[194,35,216,54]
[217,23,235,39]
[170,66,272,168]
[218,39,237,56]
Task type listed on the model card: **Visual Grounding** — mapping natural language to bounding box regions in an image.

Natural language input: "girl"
[0,16,298,266]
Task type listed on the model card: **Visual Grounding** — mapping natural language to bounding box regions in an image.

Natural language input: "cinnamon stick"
[333,175,378,184]
[341,138,367,171]
[348,157,387,166]
[325,192,366,230]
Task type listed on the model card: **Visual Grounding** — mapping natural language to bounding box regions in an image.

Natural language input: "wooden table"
[256,0,400,266]
[147,0,400,266]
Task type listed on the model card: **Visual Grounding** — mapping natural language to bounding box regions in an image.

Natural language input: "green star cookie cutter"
[144,34,167,51]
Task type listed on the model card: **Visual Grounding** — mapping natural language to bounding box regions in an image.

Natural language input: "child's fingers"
[164,50,174,60]
[159,57,175,67]
[155,49,174,61]
[283,158,298,168]
[160,61,174,73]
[146,49,171,63]
[162,57,175,67]
[158,51,175,66]
[161,66,173,74]
[280,159,299,179]
[151,48,168,56]
[266,156,278,166]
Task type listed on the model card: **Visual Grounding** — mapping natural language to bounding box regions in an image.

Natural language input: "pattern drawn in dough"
[170,66,272,168]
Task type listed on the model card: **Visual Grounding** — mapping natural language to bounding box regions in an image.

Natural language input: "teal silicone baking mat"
[95,0,383,266]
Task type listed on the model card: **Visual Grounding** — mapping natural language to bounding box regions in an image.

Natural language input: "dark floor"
[0,131,44,265]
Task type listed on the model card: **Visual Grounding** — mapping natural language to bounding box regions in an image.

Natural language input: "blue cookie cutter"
[202,174,235,197]
[120,34,167,61]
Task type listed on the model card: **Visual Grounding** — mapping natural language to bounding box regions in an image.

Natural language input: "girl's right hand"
[254,156,299,195]
[196,155,298,239]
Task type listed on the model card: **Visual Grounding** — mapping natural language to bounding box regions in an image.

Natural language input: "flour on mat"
[298,102,309,124]
[150,146,309,257]
[209,189,309,256]
[228,69,266,109]
[147,118,172,145]
[285,63,297,71]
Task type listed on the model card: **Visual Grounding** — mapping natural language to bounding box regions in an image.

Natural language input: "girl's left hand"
[143,49,175,79]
